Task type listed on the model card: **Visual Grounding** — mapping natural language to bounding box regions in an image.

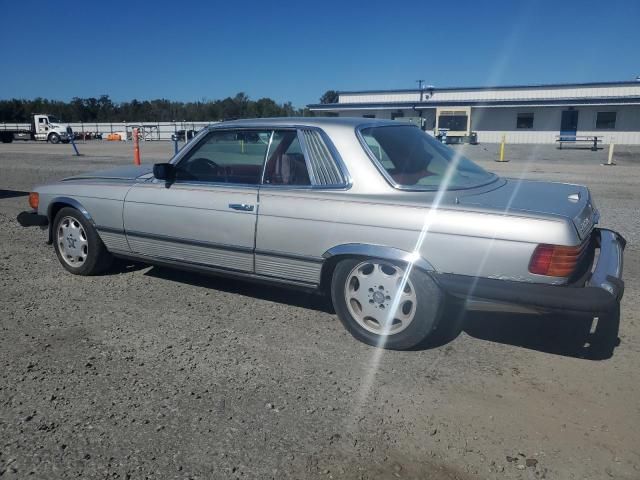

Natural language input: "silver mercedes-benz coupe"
[18,118,625,350]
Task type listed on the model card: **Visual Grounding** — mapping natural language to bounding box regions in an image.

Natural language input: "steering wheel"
[190,157,220,172]
[185,157,226,181]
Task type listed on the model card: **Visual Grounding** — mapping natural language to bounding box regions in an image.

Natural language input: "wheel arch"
[47,197,96,243]
[319,243,435,292]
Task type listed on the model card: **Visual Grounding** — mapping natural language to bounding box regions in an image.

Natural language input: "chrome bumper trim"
[587,228,625,300]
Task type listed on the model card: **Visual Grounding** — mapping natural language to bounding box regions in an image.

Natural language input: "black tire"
[52,207,113,275]
[331,257,444,350]
[0,132,13,143]
[425,296,466,347]
[48,133,60,144]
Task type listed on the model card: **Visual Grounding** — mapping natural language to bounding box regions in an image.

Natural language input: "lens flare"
[350,139,541,428]
[350,148,466,422]
[349,0,538,431]
[455,144,541,308]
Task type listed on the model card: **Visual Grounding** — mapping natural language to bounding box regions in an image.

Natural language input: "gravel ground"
[1,140,639,479]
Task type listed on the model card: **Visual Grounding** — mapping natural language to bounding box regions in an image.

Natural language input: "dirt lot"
[1,140,639,479]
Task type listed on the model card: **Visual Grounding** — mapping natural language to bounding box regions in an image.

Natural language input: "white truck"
[0,114,72,144]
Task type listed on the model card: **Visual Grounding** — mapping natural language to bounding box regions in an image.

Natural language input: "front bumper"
[17,211,48,227]
[436,228,625,314]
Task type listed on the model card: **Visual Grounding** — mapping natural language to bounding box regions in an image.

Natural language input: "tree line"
[0,91,340,123]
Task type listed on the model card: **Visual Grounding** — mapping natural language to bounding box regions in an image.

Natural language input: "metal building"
[308,80,640,144]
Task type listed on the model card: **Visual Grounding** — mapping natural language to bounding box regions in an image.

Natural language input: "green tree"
[0,94,309,123]
[319,90,339,104]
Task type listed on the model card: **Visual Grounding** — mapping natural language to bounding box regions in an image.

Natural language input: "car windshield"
[359,125,496,190]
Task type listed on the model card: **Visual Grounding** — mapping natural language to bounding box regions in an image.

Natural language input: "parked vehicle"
[17,118,625,350]
[434,107,478,144]
[172,129,198,141]
[0,114,71,144]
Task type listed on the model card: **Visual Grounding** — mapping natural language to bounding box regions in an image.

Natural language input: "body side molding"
[109,250,319,291]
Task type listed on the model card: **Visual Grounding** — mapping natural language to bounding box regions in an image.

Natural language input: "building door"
[560,110,579,138]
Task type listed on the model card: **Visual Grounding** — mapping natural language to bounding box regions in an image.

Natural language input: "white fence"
[476,130,640,145]
[0,121,217,141]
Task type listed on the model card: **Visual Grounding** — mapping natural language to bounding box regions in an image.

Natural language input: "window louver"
[300,129,346,186]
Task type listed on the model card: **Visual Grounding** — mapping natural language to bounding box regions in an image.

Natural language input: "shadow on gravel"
[462,308,621,360]
[124,263,621,360]
[0,189,28,199]
[144,266,335,313]
[104,259,149,275]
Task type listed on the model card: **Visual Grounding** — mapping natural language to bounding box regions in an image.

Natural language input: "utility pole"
[416,80,425,101]
[415,80,426,128]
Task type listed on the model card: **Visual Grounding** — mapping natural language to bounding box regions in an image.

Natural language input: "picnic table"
[555,135,601,151]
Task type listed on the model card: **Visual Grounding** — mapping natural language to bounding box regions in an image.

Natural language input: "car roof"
[208,117,400,130]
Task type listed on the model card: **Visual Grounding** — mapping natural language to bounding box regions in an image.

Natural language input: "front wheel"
[53,207,113,275]
[331,258,444,350]
[48,133,60,144]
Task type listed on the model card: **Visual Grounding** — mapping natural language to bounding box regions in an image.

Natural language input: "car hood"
[62,165,154,182]
[457,178,598,240]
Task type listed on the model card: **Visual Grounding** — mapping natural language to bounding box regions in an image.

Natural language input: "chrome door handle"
[228,203,254,212]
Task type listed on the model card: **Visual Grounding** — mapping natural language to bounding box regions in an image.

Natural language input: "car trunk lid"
[457,179,598,240]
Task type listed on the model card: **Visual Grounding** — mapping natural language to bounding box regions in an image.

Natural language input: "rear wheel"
[331,258,444,350]
[48,133,60,144]
[53,207,112,275]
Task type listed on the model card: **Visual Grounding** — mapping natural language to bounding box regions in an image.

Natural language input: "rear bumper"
[436,228,625,314]
[17,211,48,227]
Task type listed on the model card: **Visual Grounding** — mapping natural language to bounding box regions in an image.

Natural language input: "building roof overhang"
[335,80,640,96]
[308,96,640,111]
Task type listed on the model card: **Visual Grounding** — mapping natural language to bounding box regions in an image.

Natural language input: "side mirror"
[153,163,175,181]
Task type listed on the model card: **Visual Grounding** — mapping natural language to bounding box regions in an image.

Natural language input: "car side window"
[298,129,348,187]
[263,131,311,186]
[363,135,394,169]
[175,130,271,184]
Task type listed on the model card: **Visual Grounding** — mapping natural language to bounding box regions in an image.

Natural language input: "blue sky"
[1,0,638,107]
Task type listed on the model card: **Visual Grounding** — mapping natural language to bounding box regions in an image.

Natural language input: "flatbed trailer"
[0,114,71,144]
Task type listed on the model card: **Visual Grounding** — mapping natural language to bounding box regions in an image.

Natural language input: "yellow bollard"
[497,134,506,162]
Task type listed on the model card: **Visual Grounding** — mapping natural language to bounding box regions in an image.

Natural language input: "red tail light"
[529,242,587,277]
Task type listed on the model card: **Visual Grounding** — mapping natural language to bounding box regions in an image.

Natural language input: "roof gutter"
[308,97,640,111]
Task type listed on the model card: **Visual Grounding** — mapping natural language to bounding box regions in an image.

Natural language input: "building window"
[391,111,404,120]
[362,114,375,119]
[596,111,616,129]
[516,113,534,129]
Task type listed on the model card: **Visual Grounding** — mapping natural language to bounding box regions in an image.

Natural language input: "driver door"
[122,129,271,272]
